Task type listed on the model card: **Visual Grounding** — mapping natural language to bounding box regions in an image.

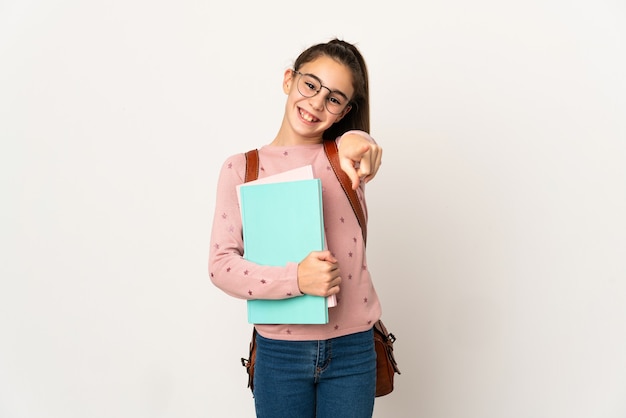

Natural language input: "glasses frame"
[292,70,352,115]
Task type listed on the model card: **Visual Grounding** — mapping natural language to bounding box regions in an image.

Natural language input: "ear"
[283,69,294,94]
[334,104,352,123]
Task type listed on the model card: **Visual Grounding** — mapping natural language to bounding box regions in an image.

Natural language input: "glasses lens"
[297,74,320,98]
[325,93,346,115]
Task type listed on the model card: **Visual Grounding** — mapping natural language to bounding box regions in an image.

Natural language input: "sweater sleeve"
[208,153,302,300]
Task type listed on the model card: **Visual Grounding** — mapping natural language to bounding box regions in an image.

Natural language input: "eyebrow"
[303,72,350,101]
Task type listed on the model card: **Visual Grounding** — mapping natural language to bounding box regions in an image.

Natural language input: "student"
[209,38,383,418]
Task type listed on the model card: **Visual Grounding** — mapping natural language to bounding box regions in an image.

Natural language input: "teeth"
[300,109,316,122]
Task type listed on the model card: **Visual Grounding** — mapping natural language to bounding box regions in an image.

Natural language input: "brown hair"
[293,39,370,140]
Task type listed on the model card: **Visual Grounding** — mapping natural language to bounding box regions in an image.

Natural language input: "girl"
[209,38,383,418]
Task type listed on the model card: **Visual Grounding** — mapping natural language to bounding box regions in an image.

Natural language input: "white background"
[1,1,625,417]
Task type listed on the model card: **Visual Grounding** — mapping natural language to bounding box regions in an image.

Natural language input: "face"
[282,55,354,140]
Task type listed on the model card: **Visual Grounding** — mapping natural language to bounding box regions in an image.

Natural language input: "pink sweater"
[209,132,382,341]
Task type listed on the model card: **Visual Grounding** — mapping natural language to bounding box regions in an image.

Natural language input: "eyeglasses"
[292,70,351,115]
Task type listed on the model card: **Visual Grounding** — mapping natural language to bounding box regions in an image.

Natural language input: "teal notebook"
[239,178,328,324]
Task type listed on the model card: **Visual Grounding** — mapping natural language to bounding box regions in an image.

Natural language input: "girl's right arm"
[208,154,302,301]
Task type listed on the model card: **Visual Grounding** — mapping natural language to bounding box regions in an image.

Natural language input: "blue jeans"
[253,328,376,418]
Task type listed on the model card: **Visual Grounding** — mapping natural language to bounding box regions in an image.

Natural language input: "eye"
[304,80,318,92]
[328,94,343,106]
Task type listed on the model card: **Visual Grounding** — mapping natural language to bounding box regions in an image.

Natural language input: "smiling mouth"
[299,108,320,123]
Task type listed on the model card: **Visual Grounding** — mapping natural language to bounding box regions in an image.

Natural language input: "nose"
[309,93,325,111]
[309,86,331,112]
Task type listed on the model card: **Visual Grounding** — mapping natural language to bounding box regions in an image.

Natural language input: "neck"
[270,121,323,146]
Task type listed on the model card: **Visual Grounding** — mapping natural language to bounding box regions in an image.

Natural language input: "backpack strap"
[323,140,367,245]
[244,149,259,183]
[243,142,367,245]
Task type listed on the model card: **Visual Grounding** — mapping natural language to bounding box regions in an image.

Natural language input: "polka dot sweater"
[209,133,381,341]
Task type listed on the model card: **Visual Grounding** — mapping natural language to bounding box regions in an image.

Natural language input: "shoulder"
[338,130,377,145]
[217,151,251,183]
